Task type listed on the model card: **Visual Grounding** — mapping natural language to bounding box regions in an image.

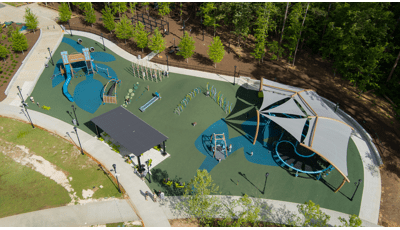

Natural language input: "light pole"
[101,33,106,51]
[234,65,237,85]
[112,164,121,193]
[17,86,35,129]
[166,54,169,71]
[68,20,72,36]
[73,126,84,155]
[71,105,79,126]
[47,47,54,66]
[351,179,362,201]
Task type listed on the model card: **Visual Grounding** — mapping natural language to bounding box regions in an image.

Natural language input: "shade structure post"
[259,77,263,92]
[95,124,99,137]
[335,178,347,193]
[162,141,166,154]
[253,110,260,145]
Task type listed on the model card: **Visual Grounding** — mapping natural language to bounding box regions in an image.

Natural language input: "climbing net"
[131,59,168,83]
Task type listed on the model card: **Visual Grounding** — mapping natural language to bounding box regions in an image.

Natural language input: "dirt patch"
[169,218,200,227]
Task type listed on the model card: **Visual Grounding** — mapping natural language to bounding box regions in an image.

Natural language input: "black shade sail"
[91,106,168,156]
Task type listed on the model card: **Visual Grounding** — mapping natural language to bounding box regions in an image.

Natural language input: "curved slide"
[62,64,74,102]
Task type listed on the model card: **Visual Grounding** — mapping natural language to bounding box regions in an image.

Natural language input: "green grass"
[26,35,365,216]
[0,153,70,218]
[0,117,123,217]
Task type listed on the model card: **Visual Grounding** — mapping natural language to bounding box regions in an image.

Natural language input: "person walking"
[30,96,34,103]
[145,191,149,201]
[228,144,232,152]
[153,191,157,202]
[159,190,165,201]
[36,102,40,107]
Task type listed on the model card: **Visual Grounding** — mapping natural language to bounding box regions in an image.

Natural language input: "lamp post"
[351,179,362,201]
[101,33,106,51]
[234,65,237,85]
[166,54,169,71]
[17,86,35,129]
[73,126,84,155]
[47,47,54,66]
[71,105,79,126]
[68,20,72,36]
[112,164,121,193]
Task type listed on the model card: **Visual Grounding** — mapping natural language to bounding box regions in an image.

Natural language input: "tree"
[134,21,149,52]
[230,3,253,48]
[177,169,221,224]
[278,2,289,61]
[200,3,224,37]
[292,2,310,66]
[296,200,330,227]
[11,30,29,55]
[115,14,133,44]
[158,2,171,21]
[267,41,285,61]
[338,214,362,227]
[283,3,306,64]
[24,7,39,34]
[129,2,138,16]
[142,2,150,16]
[180,2,183,21]
[177,31,196,63]
[387,50,400,82]
[102,5,115,34]
[84,5,96,27]
[148,27,166,57]
[58,2,72,23]
[207,36,225,68]
[111,2,127,18]
[0,45,10,62]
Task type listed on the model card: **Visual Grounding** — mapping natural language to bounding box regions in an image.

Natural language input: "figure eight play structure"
[60,48,94,102]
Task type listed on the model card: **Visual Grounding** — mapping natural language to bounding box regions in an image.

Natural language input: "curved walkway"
[0,27,381,226]
[0,200,140,227]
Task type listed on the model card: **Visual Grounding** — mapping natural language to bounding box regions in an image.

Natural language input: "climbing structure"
[103,79,121,104]
[210,133,228,160]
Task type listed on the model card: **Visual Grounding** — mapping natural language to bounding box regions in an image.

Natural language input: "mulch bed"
[0,23,40,102]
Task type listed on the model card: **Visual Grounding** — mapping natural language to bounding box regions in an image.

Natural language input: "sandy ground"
[0,138,119,206]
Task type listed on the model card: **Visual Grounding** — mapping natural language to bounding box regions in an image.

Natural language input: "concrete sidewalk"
[0,103,171,227]
[0,199,140,227]
[0,28,381,226]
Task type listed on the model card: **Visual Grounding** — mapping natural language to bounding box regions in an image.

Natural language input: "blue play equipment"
[269,111,334,179]
[60,48,95,102]
[139,92,161,112]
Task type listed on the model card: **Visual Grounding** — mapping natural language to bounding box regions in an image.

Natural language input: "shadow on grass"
[151,168,185,196]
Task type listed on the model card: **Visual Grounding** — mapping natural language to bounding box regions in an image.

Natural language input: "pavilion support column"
[259,77,263,92]
[95,124,99,137]
[253,110,260,145]
[137,155,142,172]
[162,141,166,154]
[334,178,346,193]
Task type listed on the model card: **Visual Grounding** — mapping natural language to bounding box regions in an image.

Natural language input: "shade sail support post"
[253,110,260,145]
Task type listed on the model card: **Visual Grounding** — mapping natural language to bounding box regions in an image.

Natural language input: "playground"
[26,35,364,216]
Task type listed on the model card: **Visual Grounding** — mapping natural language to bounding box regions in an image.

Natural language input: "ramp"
[139,96,159,112]
[62,64,74,102]
[61,51,69,64]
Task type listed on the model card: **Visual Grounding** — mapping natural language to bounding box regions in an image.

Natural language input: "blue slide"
[62,64,74,102]
[139,93,160,112]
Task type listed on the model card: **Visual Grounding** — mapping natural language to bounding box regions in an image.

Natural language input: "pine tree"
[111,2,127,18]
[11,30,28,55]
[177,31,196,63]
[148,27,166,57]
[102,5,115,34]
[0,45,10,62]
[158,2,171,21]
[84,5,96,27]
[58,2,72,23]
[115,14,133,44]
[251,40,266,64]
[207,36,225,68]
[24,7,39,34]
[129,2,138,16]
[134,21,149,52]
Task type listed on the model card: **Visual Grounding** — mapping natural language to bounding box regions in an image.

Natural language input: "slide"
[62,64,74,102]
[139,96,160,112]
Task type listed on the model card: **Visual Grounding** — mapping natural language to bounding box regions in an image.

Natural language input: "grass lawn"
[26,35,364,216]
[0,117,122,218]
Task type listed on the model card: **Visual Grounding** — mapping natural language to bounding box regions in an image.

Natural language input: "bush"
[3,81,7,83]
[15,54,19,58]
[8,73,11,76]
[6,77,9,79]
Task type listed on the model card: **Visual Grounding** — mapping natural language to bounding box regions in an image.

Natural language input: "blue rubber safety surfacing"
[195,116,283,173]
[73,73,104,114]
[62,37,85,52]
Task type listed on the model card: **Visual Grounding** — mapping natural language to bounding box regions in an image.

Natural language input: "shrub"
[0,76,3,78]
[15,54,19,58]
[8,73,11,76]
[6,77,9,79]
[3,81,7,83]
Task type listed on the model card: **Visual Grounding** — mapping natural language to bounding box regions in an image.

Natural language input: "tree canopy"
[0,45,10,61]
[111,2,127,18]
[58,2,72,23]
[11,30,28,54]
[24,7,39,33]
[148,27,166,56]
[115,14,133,44]
[177,31,196,63]
[207,36,225,68]
[84,4,96,26]
[102,5,115,34]
[134,21,149,52]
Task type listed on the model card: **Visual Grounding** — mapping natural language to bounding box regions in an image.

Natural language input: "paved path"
[0,200,140,227]
[0,3,63,106]
[0,27,382,227]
